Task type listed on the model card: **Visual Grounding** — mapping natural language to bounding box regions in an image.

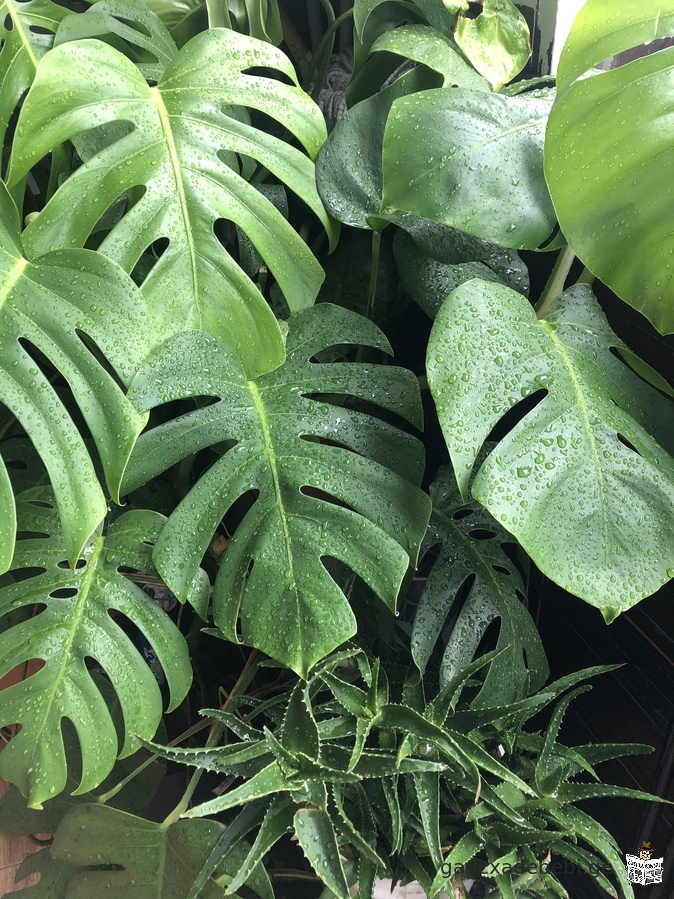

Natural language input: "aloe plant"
[0,2,673,898]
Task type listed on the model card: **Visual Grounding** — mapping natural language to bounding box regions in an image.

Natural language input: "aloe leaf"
[0,181,148,570]
[428,279,674,615]
[225,796,295,896]
[381,88,556,249]
[545,0,674,334]
[124,304,431,677]
[49,804,226,897]
[295,805,351,899]
[0,0,68,158]
[0,492,191,807]
[412,465,548,708]
[9,30,335,378]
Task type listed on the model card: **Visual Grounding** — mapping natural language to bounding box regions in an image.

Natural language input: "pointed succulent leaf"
[0,181,149,569]
[295,805,351,899]
[124,304,431,677]
[381,88,556,249]
[54,0,178,82]
[9,30,335,378]
[536,686,591,796]
[0,492,191,807]
[545,0,674,334]
[454,0,531,91]
[186,800,267,899]
[413,771,442,869]
[281,682,320,760]
[412,465,548,707]
[331,784,386,868]
[0,0,68,156]
[428,280,674,615]
[184,761,302,816]
[50,804,226,897]
[549,806,634,899]
[225,796,295,896]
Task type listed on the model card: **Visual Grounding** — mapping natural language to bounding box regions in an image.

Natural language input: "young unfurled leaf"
[454,0,531,91]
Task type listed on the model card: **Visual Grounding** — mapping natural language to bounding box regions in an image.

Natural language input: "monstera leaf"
[0,0,68,157]
[0,491,191,807]
[54,0,178,82]
[0,180,149,571]
[123,304,431,677]
[427,280,674,617]
[545,0,674,334]
[45,804,227,898]
[454,0,531,91]
[9,29,336,378]
[412,465,548,708]
[381,87,556,250]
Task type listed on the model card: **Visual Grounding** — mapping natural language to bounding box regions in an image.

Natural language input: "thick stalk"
[162,650,260,826]
[205,0,231,29]
[536,244,576,319]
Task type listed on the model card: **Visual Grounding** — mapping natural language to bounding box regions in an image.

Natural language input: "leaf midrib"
[31,535,105,768]
[150,86,199,317]
[3,0,39,70]
[247,380,304,663]
[544,323,609,567]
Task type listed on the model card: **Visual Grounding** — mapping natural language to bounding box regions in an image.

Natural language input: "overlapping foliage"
[0,1,673,897]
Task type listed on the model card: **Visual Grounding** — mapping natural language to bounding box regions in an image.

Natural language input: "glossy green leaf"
[454,0,531,91]
[224,797,294,896]
[381,88,556,249]
[124,304,431,677]
[317,67,439,230]
[54,0,178,82]
[371,24,488,90]
[9,30,334,378]
[0,181,148,569]
[144,0,282,46]
[0,0,67,158]
[545,0,674,334]
[0,460,15,573]
[412,465,548,708]
[295,804,351,899]
[427,279,674,615]
[393,229,529,318]
[49,804,225,897]
[0,491,191,807]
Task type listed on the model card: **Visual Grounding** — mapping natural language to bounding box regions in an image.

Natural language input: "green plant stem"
[162,650,260,826]
[205,0,231,29]
[536,244,576,319]
[577,265,596,285]
[302,8,354,101]
[355,230,382,365]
